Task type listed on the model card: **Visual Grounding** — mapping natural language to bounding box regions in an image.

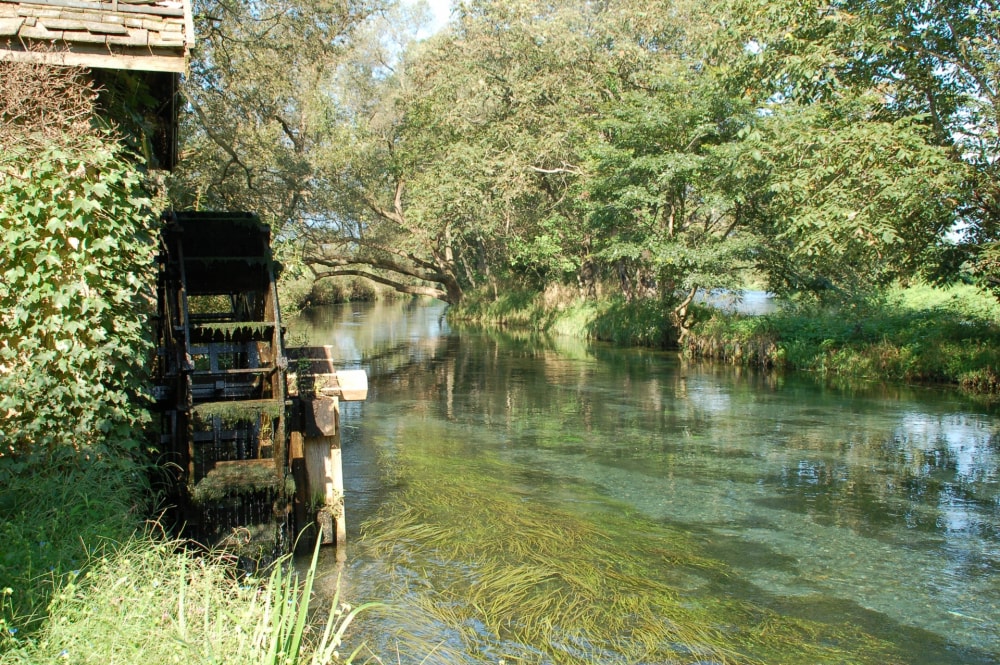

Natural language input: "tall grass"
[0,457,373,664]
[0,456,141,636]
[1,534,372,665]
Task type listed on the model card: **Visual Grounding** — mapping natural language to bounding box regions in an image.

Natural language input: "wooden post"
[285,349,367,555]
[304,396,344,549]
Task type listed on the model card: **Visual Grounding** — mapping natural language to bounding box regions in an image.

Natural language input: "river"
[289,299,1000,665]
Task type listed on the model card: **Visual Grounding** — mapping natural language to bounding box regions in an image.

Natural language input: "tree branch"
[312,268,449,301]
[188,96,254,191]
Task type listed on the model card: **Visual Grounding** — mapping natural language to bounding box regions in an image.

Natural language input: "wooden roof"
[0,0,194,73]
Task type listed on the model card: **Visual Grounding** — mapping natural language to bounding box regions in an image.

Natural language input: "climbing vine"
[0,137,156,460]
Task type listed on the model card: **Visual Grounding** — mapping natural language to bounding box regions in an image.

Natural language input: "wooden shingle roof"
[0,0,194,73]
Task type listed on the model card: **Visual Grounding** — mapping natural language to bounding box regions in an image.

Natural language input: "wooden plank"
[287,369,368,402]
[19,23,61,39]
[213,458,276,470]
[40,18,128,35]
[181,0,192,47]
[13,0,184,18]
[0,48,188,73]
[147,34,183,47]
[56,29,107,43]
[53,10,106,23]
[0,18,25,35]
[305,396,338,437]
[327,371,368,401]
[16,7,61,18]
[105,30,147,46]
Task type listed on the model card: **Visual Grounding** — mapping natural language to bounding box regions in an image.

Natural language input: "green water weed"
[359,450,907,664]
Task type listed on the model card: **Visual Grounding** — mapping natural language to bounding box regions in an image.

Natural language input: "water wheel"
[153,211,291,563]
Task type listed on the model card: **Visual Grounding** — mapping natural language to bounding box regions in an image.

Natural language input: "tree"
[303,0,614,303]
[170,0,383,233]
[578,0,761,334]
[719,0,996,297]
[306,0,759,317]
[738,94,961,297]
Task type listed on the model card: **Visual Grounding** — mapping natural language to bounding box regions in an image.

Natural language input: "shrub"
[684,292,1000,393]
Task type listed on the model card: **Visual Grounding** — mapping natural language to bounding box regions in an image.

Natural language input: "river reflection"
[291,300,1000,664]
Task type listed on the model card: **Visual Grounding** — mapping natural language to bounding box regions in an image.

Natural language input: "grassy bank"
[450,287,677,347]
[0,459,368,664]
[280,273,400,312]
[685,284,1000,395]
[451,283,1000,395]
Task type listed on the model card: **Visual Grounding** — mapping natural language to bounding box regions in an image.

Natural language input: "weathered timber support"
[287,346,367,555]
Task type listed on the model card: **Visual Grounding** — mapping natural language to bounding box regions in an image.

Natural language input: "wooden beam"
[286,370,368,402]
[285,346,369,401]
[0,45,187,72]
[13,0,184,18]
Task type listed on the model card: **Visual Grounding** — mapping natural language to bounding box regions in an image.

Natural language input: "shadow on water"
[291,300,1000,665]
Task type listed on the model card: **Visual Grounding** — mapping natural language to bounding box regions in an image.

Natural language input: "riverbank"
[450,283,1000,396]
[0,457,366,664]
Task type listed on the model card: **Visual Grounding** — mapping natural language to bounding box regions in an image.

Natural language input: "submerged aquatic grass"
[358,448,905,664]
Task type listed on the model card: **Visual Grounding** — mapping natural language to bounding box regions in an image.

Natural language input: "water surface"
[290,300,1000,664]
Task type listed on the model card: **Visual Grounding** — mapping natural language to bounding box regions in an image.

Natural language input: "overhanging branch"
[313,268,448,301]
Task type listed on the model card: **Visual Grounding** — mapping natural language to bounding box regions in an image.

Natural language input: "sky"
[425,0,451,31]
[404,0,452,36]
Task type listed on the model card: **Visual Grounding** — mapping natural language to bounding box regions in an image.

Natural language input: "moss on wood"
[192,399,283,425]
[191,463,293,504]
[193,321,275,342]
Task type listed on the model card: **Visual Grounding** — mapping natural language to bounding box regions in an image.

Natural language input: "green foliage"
[303,278,380,308]
[452,288,681,347]
[685,285,1000,393]
[720,0,999,297]
[738,94,962,296]
[190,464,289,505]
[588,297,676,348]
[0,458,141,637]
[450,289,565,330]
[1,532,373,665]
[583,49,759,309]
[0,137,155,459]
[175,0,998,309]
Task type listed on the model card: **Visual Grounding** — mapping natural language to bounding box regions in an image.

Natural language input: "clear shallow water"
[291,300,1000,664]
